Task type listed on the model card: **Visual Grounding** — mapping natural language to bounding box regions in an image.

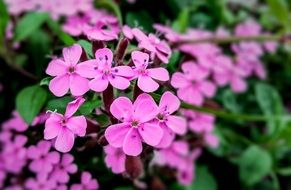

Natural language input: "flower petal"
[66,116,87,137]
[156,124,175,148]
[110,97,133,121]
[65,97,85,118]
[113,66,134,78]
[49,74,70,97]
[44,114,62,140]
[46,59,68,76]
[62,44,82,66]
[70,74,89,96]
[137,75,159,92]
[131,51,149,68]
[109,75,130,90]
[133,95,159,123]
[159,91,180,114]
[199,80,216,98]
[76,60,99,78]
[138,123,163,146]
[89,76,109,92]
[105,123,130,147]
[147,68,169,82]
[166,115,187,135]
[55,127,75,153]
[94,48,113,65]
[123,128,142,156]
[171,72,189,88]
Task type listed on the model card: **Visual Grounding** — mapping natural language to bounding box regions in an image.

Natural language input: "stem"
[173,34,285,46]
[102,85,114,113]
[151,93,290,122]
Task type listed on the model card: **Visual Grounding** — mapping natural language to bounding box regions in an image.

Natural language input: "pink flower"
[213,57,248,93]
[2,111,28,132]
[204,133,219,148]
[62,15,90,36]
[4,0,36,15]
[153,24,181,42]
[71,171,99,190]
[79,48,134,92]
[131,51,169,92]
[104,145,126,174]
[182,110,215,134]
[27,141,60,174]
[171,61,216,105]
[50,154,77,184]
[46,44,90,97]
[25,174,56,190]
[122,25,134,40]
[155,92,186,148]
[235,19,261,37]
[2,135,27,174]
[44,97,87,153]
[105,93,163,156]
[132,28,172,63]
[152,141,201,185]
[85,22,119,41]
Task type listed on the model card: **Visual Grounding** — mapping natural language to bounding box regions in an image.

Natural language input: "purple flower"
[44,97,87,153]
[46,44,90,97]
[104,145,126,174]
[71,171,99,190]
[50,154,77,184]
[27,141,60,174]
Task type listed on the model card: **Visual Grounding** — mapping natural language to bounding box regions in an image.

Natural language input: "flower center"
[60,118,67,126]
[131,120,139,128]
[68,66,75,73]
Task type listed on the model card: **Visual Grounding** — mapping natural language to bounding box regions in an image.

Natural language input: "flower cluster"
[0,111,98,189]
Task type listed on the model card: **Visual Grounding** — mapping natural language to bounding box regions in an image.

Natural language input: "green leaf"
[95,0,122,25]
[113,187,134,190]
[0,0,9,44]
[222,89,240,113]
[40,77,51,86]
[172,8,189,33]
[277,167,291,176]
[238,145,272,186]
[167,51,180,73]
[14,12,49,41]
[79,99,102,115]
[187,166,217,190]
[46,96,73,114]
[77,39,93,57]
[266,0,290,30]
[47,19,75,46]
[126,11,154,32]
[16,85,48,124]
[255,82,284,133]
[94,114,110,127]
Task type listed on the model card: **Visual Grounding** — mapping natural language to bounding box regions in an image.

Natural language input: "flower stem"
[173,34,288,45]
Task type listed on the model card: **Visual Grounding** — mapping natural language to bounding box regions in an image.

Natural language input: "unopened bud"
[125,156,143,179]
[92,41,105,53]
[150,177,165,190]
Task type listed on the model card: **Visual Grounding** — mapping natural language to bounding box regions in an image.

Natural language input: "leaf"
[255,82,284,134]
[95,0,122,25]
[238,145,272,186]
[46,96,73,114]
[77,39,93,57]
[0,0,9,43]
[14,12,49,41]
[126,11,154,32]
[40,77,51,86]
[94,114,110,127]
[47,19,75,46]
[113,187,134,190]
[172,8,189,33]
[222,89,240,113]
[79,99,102,115]
[266,0,290,30]
[16,85,48,124]
[167,51,180,73]
[277,167,291,176]
[187,166,217,190]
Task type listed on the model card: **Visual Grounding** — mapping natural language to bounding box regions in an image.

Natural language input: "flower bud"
[125,155,143,179]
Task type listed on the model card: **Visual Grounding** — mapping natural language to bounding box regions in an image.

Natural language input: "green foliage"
[14,12,49,41]
[47,19,75,46]
[172,8,189,33]
[77,40,93,57]
[16,85,48,124]
[79,99,102,115]
[46,96,73,114]
[255,82,284,134]
[266,0,290,31]
[0,0,9,44]
[238,145,272,186]
[126,11,154,32]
